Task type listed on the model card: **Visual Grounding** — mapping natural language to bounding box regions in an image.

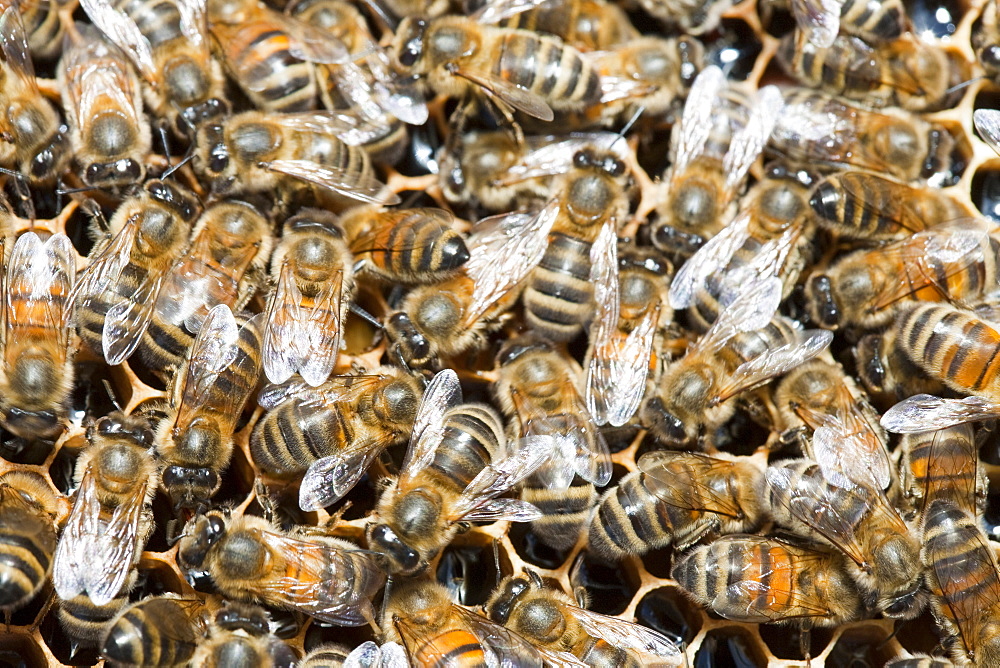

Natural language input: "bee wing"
[976,109,1000,158]
[713,328,833,403]
[810,400,892,492]
[52,467,102,601]
[276,111,390,148]
[172,305,241,429]
[463,202,559,324]
[299,446,382,510]
[471,0,547,23]
[669,211,751,309]
[263,159,400,206]
[835,174,930,234]
[84,474,149,606]
[790,0,844,48]
[255,529,384,625]
[176,0,209,50]
[344,641,410,668]
[259,373,388,410]
[263,260,307,385]
[398,369,463,490]
[695,274,782,355]
[65,28,143,134]
[275,12,349,64]
[70,213,138,314]
[0,5,38,90]
[914,425,979,516]
[569,607,683,661]
[450,435,555,521]
[348,208,456,257]
[448,66,555,122]
[78,0,157,82]
[496,133,622,185]
[722,85,783,198]
[451,605,548,667]
[363,47,430,125]
[671,65,725,177]
[881,394,1000,433]
[103,273,163,365]
[639,451,747,517]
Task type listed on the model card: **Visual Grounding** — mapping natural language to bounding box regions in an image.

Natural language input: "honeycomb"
[4,0,1000,665]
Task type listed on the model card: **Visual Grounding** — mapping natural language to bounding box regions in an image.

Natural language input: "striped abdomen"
[524,233,594,341]
[777,32,891,107]
[20,0,63,60]
[216,21,317,111]
[408,628,490,667]
[900,303,1000,398]
[347,209,469,284]
[116,0,184,47]
[426,405,503,494]
[587,471,673,561]
[250,395,355,475]
[101,597,199,666]
[900,423,979,515]
[839,0,905,42]
[523,483,596,551]
[0,498,56,612]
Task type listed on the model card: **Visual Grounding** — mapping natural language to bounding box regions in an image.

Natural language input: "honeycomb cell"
[642,546,674,579]
[705,19,764,82]
[894,611,944,658]
[436,542,502,607]
[0,634,47,668]
[571,551,639,616]
[396,122,442,178]
[827,625,899,667]
[508,520,570,570]
[634,586,703,647]
[905,0,961,37]
[971,164,1000,223]
[694,626,768,668]
[758,622,834,660]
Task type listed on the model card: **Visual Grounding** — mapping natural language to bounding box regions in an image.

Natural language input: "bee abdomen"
[250,402,353,475]
[524,483,596,551]
[117,0,183,47]
[587,472,672,561]
[431,405,503,492]
[524,233,594,341]
[901,303,1000,396]
[0,525,53,610]
[229,27,317,111]
[492,32,600,108]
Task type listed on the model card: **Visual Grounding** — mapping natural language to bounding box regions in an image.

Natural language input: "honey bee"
[855,325,948,404]
[101,595,206,666]
[777,31,966,112]
[0,231,76,441]
[802,219,997,330]
[809,171,974,241]
[899,424,985,519]
[301,641,407,667]
[0,7,69,183]
[672,534,864,627]
[464,0,639,51]
[60,24,151,188]
[365,369,552,574]
[383,578,551,667]
[79,0,228,133]
[263,209,354,387]
[0,472,59,618]
[155,305,263,510]
[776,0,908,48]
[588,450,766,563]
[11,0,65,60]
[633,0,730,35]
[641,276,832,446]
[73,179,199,366]
[53,412,157,648]
[769,89,957,184]
[177,510,385,626]
[140,199,271,373]
[486,571,682,666]
[652,66,784,258]
[390,11,605,124]
[976,1,1000,83]
[194,110,397,204]
[250,366,423,490]
[341,206,470,285]
[766,457,924,618]
[192,603,297,668]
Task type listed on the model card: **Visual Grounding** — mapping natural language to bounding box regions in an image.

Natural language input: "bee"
[769,89,957,184]
[250,366,423,489]
[975,0,1000,83]
[494,334,613,550]
[154,305,263,510]
[921,499,1000,667]
[140,199,271,374]
[775,0,908,48]
[364,369,551,574]
[485,571,683,666]
[341,206,470,285]
[0,231,76,441]
[809,171,974,242]
[767,457,924,618]
[177,510,385,626]
[652,66,784,258]
[101,595,206,667]
[390,11,605,124]
[0,472,59,618]
[855,325,948,404]
[641,276,832,447]
[12,0,66,60]
[777,31,965,113]
[0,7,69,183]
[383,579,550,667]
[464,0,639,51]
[632,0,731,35]
[192,603,297,668]
[194,110,396,204]
[263,209,354,388]
[73,179,200,367]
[899,423,985,520]
[588,450,766,562]
[60,24,150,188]
[802,219,997,330]
[79,0,228,133]
[672,534,864,627]
[53,412,157,647]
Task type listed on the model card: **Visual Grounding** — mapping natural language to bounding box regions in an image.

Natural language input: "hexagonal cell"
[711,409,770,455]
[436,541,502,607]
[570,551,640,616]
[704,19,764,82]
[634,586,703,647]
[758,622,835,661]
[971,163,1000,223]
[931,120,974,188]
[40,602,103,666]
[642,546,675,579]
[133,559,187,598]
[905,0,961,38]
[304,621,375,655]
[214,444,256,510]
[893,611,943,658]
[0,633,48,668]
[983,490,1000,541]
[693,626,768,667]
[826,625,898,667]
[508,520,573,570]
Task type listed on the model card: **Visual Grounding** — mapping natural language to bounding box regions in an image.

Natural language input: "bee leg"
[798,622,813,664]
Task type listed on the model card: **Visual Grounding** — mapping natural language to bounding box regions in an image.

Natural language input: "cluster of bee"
[1,0,1000,663]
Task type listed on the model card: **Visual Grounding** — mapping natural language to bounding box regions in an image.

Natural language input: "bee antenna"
[380,575,395,627]
[101,379,124,413]
[614,105,645,147]
[357,0,399,31]
[56,184,102,196]
[945,75,986,97]
[163,148,196,179]
[350,302,384,330]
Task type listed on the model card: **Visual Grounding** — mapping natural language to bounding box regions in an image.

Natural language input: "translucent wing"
[276,111,388,147]
[176,0,208,49]
[70,213,138,314]
[64,27,143,139]
[586,305,657,427]
[835,173,932,234]
[671,65,725,176]
[52,467,102,601]
[364,47,429,125]
[0,5,38,89]
[463,202,559,324]
[722,85,783,197]
[695,274,782,354]
[882,394,1000,433]
[790,0,844,48]
[103,274,163,365]
[299,444,384,511]
[450,435,554,520]
[496,133,623,185]
[344,641,409,668]
[471,0,547,23]
[278,12,349,64]
[569,607,683,661]
[451,605,548,668]
[713,329,833,403]
[669,211,751,309]
[263,159,400,205]
[258,373,387,411]
[78,0,157,82]
[83,473,148,605]
[172,305,241,431]
[975,109,1000,158]
[810,398,892,492]
[584,222,622,426]
[449,66,554,121]
[639,451,747,517]
[398,369,463,489]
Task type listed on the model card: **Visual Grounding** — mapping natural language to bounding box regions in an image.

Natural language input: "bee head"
[178,511,227,568]
[366,522,422,574]
[84,158,143,188]
[484,574,531,625]
[395,18,429,69]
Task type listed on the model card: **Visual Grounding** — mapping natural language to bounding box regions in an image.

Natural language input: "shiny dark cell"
[571,554,634,616]
[436,544,499,607]
[635,588,700,646]
[694,629,765,668]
